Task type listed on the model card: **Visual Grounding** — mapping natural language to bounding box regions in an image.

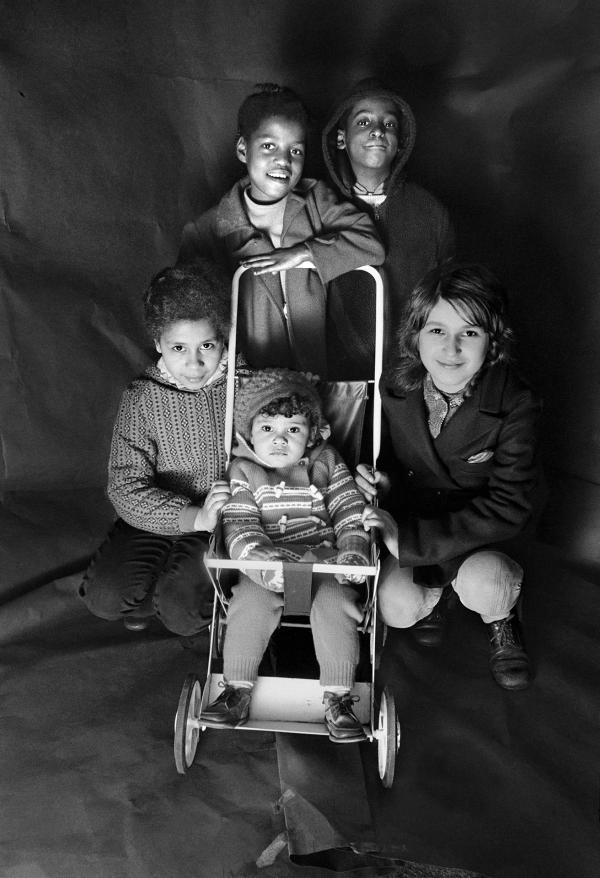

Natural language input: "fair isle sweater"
[222,438,370,564]
[108,363,232,535]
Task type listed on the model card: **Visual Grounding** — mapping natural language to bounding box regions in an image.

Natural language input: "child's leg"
[202,575,284,727]
[311,574,367,743]
[152,531,213,636]
[452,550,529,690]
[222,575,284,684]
[310,575,363,689]
[79,519,171,620]
[452,551,522,623]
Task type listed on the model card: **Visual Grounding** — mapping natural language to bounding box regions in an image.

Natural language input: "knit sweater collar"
[150,348,228,392]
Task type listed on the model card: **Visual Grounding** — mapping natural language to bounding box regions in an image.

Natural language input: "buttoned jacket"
[380,364,541,586]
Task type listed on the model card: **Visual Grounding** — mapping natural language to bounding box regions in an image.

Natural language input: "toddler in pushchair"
[174,264,400,786]
[202,367,370,742]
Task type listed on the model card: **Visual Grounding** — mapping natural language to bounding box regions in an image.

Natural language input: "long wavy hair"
[386,262,515,393]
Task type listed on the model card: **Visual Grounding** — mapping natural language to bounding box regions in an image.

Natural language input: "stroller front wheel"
[377,685,400,788]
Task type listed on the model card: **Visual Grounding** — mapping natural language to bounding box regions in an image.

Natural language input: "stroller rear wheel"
[174,673,202,774]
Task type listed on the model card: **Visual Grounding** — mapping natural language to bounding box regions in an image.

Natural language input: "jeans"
[79,519,213,635]
[378,550,523,627]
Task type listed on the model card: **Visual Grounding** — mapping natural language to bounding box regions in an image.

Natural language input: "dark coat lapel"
[384,389,456,487]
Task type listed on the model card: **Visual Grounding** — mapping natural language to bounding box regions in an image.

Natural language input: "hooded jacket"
[322,79,455,378]
[179,176,384,377]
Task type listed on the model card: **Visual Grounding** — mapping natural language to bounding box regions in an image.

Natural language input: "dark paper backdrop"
[2,0,600,571]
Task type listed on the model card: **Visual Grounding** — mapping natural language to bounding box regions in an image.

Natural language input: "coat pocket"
[464,449,494,464]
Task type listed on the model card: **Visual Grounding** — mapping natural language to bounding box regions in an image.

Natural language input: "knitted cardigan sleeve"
[107,385,196,535]
[222,459,276,561]
[320,447,370,562]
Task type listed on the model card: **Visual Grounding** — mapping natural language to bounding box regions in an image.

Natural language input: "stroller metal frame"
[174,264,400,787]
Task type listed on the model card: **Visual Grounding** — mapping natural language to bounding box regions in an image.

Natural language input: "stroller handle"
[225,263,384,471]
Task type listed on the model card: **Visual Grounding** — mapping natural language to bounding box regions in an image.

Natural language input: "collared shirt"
[423,372,466,438]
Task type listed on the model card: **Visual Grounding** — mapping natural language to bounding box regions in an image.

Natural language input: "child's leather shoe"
[201,683,252,726]
[323,691,367,743]
[487,615,531,690]
[410,586,454,647]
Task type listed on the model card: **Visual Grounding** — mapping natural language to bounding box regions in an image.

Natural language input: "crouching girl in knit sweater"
[80,261,244,636]
[201,369,371,742]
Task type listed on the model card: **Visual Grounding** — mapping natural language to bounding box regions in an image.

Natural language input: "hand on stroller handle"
[239,243,313,276]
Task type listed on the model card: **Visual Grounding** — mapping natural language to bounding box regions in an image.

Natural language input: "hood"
[231,423,331,469]
[322,77,416,199]
[142,359,230,394]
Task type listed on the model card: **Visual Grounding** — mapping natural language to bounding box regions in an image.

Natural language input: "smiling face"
[155,318,224,390]
[250,412,312,466]
[418,298,489,393]
[337,97,399,188]
[237,115,305,203]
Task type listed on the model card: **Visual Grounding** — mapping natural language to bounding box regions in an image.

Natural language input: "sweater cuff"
[179,503,201,533]
[337,532,370,561]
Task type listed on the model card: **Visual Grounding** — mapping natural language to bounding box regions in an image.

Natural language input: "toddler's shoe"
[201,682,252,726]
[487,614,531,690]
[323,691,367,743]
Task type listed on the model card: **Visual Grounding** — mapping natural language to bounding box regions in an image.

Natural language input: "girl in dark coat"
[360,262,540,690]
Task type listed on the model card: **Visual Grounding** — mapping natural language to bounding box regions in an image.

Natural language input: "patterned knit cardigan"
[222,443,370,565]
[108,364,230,535]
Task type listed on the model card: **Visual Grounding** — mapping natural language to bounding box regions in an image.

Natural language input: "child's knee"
[78,574,123,620]
[311,578,363,627]
[454,550,523,614]
[377,556,433,628]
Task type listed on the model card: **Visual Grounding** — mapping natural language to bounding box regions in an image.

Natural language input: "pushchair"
[173,264,400,787]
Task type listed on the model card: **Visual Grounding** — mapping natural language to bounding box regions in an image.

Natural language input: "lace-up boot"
[323,691,367,743]
[411,587,454,647]
[487,614,531,690]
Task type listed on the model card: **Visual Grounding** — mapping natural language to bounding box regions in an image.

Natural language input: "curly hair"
[257,394,318,428]
[387,262,515,393]
[234,368,323,442]
[237,82,309,140]
[143,261,231,342]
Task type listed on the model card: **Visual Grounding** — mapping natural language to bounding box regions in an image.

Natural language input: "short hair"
[237,83,309,140]
[143,261,230,341]
[388,262,514,392]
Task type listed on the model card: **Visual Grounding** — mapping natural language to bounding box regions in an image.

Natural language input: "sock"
[228,681,254,690]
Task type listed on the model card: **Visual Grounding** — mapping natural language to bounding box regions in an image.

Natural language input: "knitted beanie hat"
[235,368,323,441]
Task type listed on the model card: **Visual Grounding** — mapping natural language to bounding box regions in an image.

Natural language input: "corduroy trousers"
[79,518,213,635]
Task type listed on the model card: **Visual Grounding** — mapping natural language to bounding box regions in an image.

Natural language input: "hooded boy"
[322,78,455,377]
